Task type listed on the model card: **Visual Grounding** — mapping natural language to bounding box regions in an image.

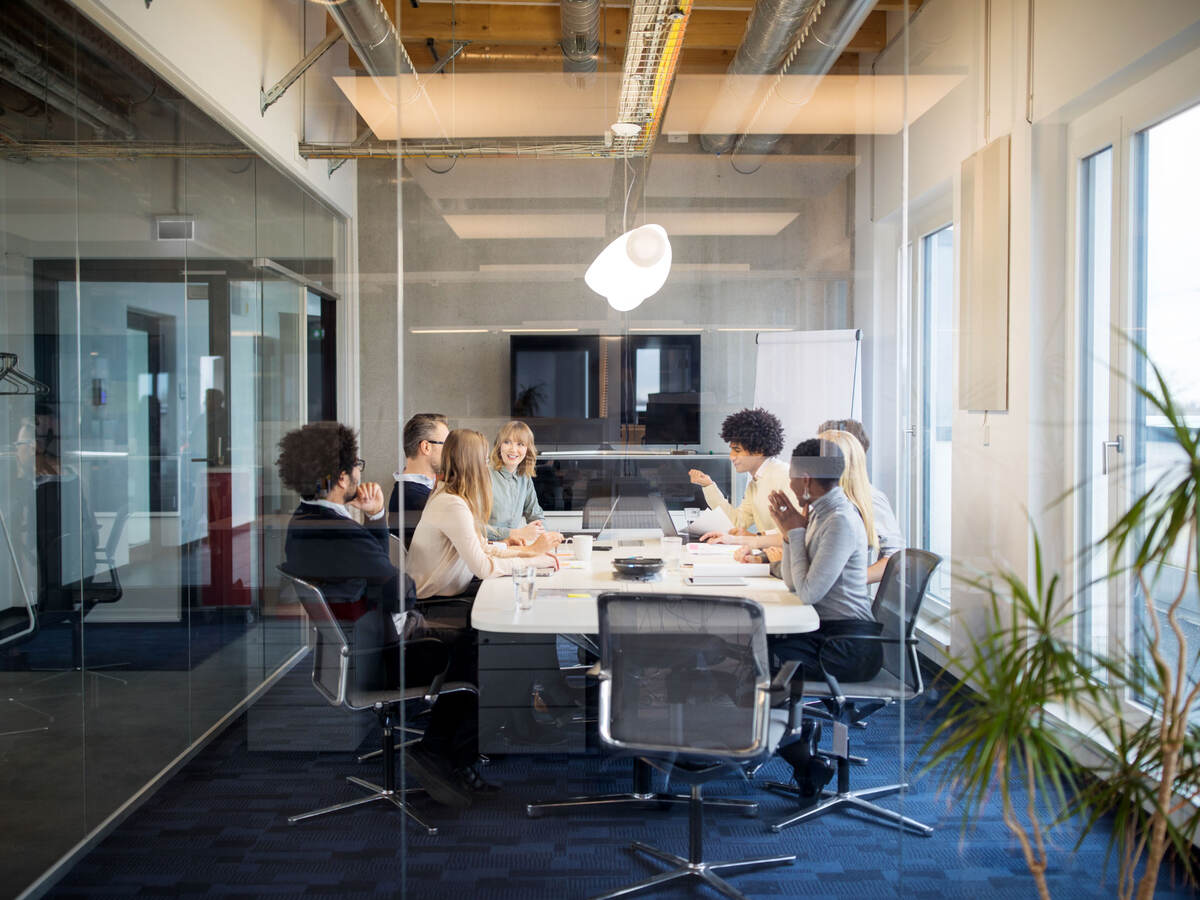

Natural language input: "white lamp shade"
[585,223,672,311]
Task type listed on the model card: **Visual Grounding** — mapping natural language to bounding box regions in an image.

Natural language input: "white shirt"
[300,498,386,521]
[395,472,436,491]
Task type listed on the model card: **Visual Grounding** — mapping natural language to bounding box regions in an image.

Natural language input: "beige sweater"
[407,490,553,599]
[701,457,799,534]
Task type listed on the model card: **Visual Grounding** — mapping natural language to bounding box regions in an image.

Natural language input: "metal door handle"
[1101,435,1124,475]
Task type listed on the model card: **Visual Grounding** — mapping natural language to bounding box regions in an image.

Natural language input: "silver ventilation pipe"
[699,0,874,158]
[560,0,601,74]
[325,0,413,77]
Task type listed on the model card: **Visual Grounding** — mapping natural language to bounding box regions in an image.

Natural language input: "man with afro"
[688,407,799,549]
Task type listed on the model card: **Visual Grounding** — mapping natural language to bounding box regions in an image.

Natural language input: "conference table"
[470,541,819,753]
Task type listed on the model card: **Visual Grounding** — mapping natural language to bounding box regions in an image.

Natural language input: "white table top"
[471,545,820,635]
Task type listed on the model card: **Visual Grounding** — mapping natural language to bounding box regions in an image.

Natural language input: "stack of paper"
[691,562,770,577]
[685,507,733,537]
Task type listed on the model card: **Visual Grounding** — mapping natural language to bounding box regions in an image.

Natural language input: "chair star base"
[764,779,933,836]
[589,841,795,900]
[289,775,437,835]
[527,790,758,818]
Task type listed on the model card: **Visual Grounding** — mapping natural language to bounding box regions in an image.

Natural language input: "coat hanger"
[0,353,49,397]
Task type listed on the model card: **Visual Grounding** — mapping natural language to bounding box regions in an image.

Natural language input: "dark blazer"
[282,501,409,692]
[282,502,401,615]
[387,478,433,549]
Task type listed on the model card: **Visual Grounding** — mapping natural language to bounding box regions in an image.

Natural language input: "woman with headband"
[766,437,882,806]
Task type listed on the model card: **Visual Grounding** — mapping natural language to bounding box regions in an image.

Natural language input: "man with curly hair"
[278,421,484,809]
[687,407,799,549]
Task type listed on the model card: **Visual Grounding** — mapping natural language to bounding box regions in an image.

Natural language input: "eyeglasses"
[424,440,444,446]
[354,458,366,470]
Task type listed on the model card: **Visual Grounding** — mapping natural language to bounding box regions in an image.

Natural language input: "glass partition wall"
[386,0,926,891]
[0,4,343,894]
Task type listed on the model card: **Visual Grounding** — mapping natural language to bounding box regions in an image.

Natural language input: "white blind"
[753,329,862,452]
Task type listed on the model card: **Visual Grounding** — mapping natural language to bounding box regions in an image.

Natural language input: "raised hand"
[687,468,714,487]
[348,481,385,517]
[768,489,807,533]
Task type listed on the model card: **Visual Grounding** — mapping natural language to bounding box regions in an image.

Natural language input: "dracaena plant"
[1069,347,1200,900]
[921,532,1099,900]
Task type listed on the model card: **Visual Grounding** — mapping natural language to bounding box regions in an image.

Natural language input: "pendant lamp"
[584,223,672,311]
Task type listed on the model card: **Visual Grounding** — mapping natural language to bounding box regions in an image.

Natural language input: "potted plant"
[922,349,1199,899]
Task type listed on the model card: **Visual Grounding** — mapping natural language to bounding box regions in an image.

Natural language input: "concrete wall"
[365,149,862,473]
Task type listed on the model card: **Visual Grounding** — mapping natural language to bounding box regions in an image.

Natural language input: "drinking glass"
[661,536,683,570]
[512,563,537,611]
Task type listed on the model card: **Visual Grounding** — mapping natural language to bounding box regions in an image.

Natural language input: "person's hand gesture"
[768,489,807,534]
[688,468,714,487]
[509,521,545,543]
[527,532,557,555]
[348,481,385,518]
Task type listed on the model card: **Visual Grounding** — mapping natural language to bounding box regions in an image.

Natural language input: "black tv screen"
[510,335,601,419]
[510,334,701,445]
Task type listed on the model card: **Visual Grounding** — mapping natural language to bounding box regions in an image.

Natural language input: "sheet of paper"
[691,562,771,577]
[685,541,735,553]
[686,506,733,536]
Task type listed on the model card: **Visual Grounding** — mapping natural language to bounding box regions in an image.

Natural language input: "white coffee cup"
[571,534,593,563]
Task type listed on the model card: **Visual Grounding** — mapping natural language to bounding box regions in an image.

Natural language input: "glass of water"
[660,536,683,571]
[512,563,537,611]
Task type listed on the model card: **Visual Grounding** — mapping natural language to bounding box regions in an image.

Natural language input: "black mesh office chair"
[0,508,53,737]
[766,548,941,836]
[587,592,798,900]
[282,572,476,836]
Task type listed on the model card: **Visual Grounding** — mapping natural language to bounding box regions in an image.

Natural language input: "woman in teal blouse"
[486,420,562,545]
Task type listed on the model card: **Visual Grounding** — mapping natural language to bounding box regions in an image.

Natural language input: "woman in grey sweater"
[766,437,883,803]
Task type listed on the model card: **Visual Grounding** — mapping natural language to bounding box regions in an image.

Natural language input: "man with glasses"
[278,421,484,809]
[388,413,449,547]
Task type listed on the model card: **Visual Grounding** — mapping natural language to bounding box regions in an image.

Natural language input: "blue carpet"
[5,617,249,672]
[47,690,1197,899]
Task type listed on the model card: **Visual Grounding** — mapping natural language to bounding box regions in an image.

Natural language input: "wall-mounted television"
[510,334,701,445]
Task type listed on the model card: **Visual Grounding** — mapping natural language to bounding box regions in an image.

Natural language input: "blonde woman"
[408,429,558,599]
[486,420,562,545]
[819,428,896,584]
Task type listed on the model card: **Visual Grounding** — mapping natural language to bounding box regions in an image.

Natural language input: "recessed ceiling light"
[409,328,491,334]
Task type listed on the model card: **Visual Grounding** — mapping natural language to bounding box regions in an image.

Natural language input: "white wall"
[866,0,1200,653]
[71,0,356,221]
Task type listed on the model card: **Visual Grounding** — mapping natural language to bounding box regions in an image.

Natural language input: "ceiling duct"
[699,0,874,159]
[561,0,601,75]
[325,0,414,77]
[0,33,136,140]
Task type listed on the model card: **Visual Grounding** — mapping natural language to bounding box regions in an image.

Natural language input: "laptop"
[570,493,678,539]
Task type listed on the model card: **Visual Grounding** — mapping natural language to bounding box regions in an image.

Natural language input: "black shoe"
[455,763,501,794]
[793,756,836,809]
[778,720,822,770]
[405,746,472,809]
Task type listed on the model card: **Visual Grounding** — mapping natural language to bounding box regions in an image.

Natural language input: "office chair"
[0,507,54,737]
[282,572,476,836]
[765,548,941,836]
[587,592,798,900]
[28,490,127,689]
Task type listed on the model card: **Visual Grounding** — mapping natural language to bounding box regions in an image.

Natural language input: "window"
[918,224,955,601]
[1076,146,1114,663]
[1129,102,1200,710]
